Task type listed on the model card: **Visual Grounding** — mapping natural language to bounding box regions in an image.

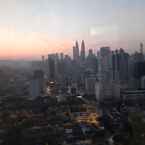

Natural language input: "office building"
[30,70,44,99]
[73,41,80,61]
[80,40,86,62]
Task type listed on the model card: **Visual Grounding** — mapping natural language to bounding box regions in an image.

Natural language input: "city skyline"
[0,0,145,59]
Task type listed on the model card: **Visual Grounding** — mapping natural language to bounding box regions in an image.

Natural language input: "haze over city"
[1,1,145,145]
[0,0,145,59]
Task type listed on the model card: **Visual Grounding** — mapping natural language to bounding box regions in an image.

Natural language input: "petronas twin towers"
[73,40,86,62]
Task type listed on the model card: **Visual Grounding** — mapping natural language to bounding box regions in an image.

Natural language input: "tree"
[128,112,145,145]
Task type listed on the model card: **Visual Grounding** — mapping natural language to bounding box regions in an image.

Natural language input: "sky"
[0,0,145,59]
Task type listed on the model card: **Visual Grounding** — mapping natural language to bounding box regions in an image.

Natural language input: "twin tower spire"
[73,40,86,61]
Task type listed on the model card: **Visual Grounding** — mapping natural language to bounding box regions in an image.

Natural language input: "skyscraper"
[80,40,85,61]
[30,70,44,98]
[47,54,58,81]
[140,42,144,54]
[73,41,79,61]
[99,47,112,79]
[88,49,93,57]
[98,47,113,99]
[112,49,130,82]
[86,49,98,73]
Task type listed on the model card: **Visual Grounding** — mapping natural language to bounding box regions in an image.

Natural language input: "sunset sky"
[0,0,145,59]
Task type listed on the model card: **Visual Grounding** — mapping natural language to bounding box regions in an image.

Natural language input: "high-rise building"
[86,49,98,73]
[47,54,60,81]
[98,47,113,99]
[88,49,93,56]
[30,70,44,98]
[112,49,129,82]
[80,40,86,61]
[119,49,129,81]
[85,76,96,95]
[75,40,79,51]
[99,47,112,81]
[129,50,145,89]
[73,41,79,61]
[140,42,144,55]
[48,54,56,81]
[60,53,64,61]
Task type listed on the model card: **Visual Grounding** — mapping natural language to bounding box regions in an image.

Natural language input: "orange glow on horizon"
[0,27,132,60]
[0,27,73,59]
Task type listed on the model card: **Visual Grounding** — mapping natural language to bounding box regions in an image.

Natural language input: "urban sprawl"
[0,41,145,145]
